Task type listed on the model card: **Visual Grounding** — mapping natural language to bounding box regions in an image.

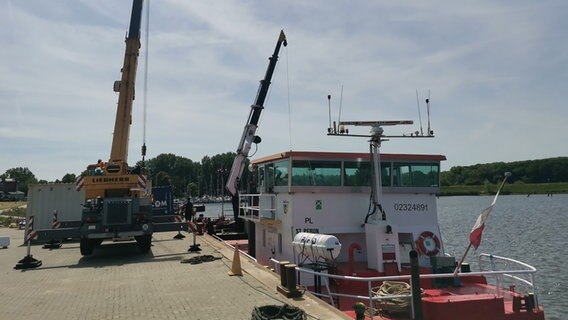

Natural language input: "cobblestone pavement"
[0,227,349,320]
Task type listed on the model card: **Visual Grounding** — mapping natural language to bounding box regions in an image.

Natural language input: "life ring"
[415,231,440,256]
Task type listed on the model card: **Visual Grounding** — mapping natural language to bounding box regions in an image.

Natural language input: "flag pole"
[453,172,511,276]
[453,243,472,276]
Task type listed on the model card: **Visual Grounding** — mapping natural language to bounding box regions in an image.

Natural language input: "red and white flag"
[469,205,494,249]
[468,173,510,250]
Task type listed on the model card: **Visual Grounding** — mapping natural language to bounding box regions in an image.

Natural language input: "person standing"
[184,199,194,222]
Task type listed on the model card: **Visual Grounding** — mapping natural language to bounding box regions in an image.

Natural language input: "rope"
[251,304,306,320]
[285,45,292,151]
[142,0,150,162]
[180,255,221,264]
[372,281,412,316]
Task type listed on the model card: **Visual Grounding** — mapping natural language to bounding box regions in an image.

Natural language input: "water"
[202,196,567,318]
[438,194,567,320]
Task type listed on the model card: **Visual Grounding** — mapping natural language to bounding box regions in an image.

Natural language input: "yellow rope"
[372,281,412,314]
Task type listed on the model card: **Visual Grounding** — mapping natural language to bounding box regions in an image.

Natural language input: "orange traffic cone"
[228,243,243,276]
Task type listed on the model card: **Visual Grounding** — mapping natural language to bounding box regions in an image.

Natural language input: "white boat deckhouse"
[239,150,446,273]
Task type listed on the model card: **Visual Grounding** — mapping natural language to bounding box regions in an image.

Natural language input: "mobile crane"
[35,0,186,256]
[225,30,287,223]
[77,0,151,256]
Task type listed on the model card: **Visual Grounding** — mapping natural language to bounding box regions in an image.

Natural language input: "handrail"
[238,193,277,222]
[478,253,540,308]
[267,255,539,320]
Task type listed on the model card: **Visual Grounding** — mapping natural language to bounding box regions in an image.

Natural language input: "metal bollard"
[278,261,290,287]
[285,264,297,293]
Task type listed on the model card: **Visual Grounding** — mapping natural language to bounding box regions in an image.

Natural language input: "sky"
[1,0,567,182]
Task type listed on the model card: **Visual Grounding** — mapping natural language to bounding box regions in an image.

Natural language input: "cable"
[286,44,292,151]
[141,0,150,163]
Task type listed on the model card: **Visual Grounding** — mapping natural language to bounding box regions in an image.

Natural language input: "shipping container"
[26,183,84,231]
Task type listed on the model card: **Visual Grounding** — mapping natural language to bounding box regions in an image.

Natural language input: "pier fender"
[415,231,440,256]
[348,242,362,275]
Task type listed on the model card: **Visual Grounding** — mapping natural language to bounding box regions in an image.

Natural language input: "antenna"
[338,85,344,128]
[426,89,432,136]
[416,89,423,136]
[327,94,332,133]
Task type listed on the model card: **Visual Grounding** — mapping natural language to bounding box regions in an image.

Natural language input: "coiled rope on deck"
[251,304,306,320]
[180,255,221,264]
[372,281,412,315]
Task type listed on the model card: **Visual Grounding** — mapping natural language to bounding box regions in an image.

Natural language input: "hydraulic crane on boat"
[225,30,287,222]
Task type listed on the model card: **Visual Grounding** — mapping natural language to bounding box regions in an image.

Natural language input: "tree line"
[440,157,568,186]
[0,153,246,199]
[3,155,567,196]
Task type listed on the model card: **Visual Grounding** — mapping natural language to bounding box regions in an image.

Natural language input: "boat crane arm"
[108,0,143,175]
[225,30,287,197]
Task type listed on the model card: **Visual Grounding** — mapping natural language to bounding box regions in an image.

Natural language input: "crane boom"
[225,30,287,198]
[109,0,143,174]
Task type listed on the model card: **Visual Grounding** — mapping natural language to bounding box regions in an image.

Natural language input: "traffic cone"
[228,243,243,276]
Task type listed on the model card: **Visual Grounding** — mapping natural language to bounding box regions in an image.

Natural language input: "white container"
[292,232,342,260]
[26,183,85,230]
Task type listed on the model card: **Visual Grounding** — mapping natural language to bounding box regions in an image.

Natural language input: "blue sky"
[1,0,567,182]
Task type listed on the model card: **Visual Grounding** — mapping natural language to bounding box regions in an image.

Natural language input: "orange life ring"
[415,231,440,256]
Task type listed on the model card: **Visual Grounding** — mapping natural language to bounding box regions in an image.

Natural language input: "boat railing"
[478,253,540,308]
[268,256,539,320]
[238,193,277,222]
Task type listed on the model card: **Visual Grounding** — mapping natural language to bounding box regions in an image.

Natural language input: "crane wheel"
[80,238,95,256]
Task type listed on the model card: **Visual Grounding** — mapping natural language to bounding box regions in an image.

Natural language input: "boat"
[233,119,545,319]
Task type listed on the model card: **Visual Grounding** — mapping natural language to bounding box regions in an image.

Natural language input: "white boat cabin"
[239,151,447,274]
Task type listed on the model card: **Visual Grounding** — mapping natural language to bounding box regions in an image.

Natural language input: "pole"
[453,242,472,276]
[410,250,423,320]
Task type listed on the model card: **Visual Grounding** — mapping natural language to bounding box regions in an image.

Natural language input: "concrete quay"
[0,227,349,320]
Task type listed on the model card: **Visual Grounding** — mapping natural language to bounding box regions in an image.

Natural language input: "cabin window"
[265,163,275,192]
[257,166,265,191]
[274,160,289,186]
[291,160,341,186]
[344,161,392,187]
[344,161,371,186]
[393,162,440,187]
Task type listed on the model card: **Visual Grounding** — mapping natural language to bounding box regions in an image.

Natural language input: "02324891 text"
[393,203,428,212]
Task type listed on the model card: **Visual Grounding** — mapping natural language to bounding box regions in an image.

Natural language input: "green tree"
[187,182,198,197]
[61,173,77,183]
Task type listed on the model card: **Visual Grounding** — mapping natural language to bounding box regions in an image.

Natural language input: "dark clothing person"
[184,201,194,221]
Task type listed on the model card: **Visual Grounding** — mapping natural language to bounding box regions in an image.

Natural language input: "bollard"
[285,264,297,293]
[353,302,366,320]
[410,250,423,320]
[277,264,301,298]
[278,261,290,287]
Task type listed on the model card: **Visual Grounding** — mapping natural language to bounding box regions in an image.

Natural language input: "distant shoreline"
[440,182,568,196]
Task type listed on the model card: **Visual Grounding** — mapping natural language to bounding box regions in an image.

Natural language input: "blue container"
[152,186,174,216]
